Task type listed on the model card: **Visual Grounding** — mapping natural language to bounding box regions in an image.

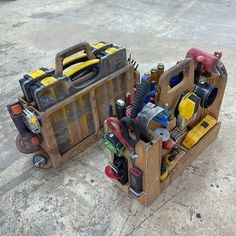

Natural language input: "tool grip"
[120,117,139,147]
[106,117,135,150]
[55,42,95,76]
[69,71,99,93]
[187,48,219,73]
[194,61,202,84]
[131,80,150,119]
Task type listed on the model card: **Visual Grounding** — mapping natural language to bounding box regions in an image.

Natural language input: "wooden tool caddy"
[109,56,227,206]
[20,64,137,168]
[15,42,138,168]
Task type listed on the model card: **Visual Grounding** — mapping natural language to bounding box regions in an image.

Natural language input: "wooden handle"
[55,42,95,76]
[158,57,195,109]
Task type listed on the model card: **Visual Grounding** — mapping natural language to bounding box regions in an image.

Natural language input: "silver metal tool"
[136,102,165,142]
[154,128,170,141]
[22,109,41,134]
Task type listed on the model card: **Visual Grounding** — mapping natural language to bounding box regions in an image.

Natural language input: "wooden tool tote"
[105,49,227,206]
[12,42,137,168]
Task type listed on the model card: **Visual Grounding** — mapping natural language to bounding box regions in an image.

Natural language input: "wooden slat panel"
[77,97,88,139]
[89,89,100,135]
[38,64,134,117]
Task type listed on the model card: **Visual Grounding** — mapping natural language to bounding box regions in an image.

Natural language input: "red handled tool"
[104,156,128,185]
[163,140,173,150]
[187,48,227,80]
[105,165,121,180]
[187,48,219,73]
[120,117,139,148]
[106,80,150,151]
[106,117,134,150]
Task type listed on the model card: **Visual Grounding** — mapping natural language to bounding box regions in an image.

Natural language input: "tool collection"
[7,42,227,205]
[103,48,228,206]
[7,41,136,167]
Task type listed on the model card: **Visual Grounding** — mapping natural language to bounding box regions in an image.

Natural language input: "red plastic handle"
[187,48,219,73]
[105,165,120,180]
[105,117,133,149]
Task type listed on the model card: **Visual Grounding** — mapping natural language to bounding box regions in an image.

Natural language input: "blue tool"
[169,71,183,88]
[152,107,170,127]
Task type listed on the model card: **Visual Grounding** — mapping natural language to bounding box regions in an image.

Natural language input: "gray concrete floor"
[0,0,236,235]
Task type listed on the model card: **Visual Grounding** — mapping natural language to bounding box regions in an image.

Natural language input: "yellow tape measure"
[178,92,200,120]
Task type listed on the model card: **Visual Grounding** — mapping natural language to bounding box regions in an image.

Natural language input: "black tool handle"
[131,80,150,119]
[116,100,126,120]
[194,61,202,84]
[55,42,95,76]
[120,117,139,147]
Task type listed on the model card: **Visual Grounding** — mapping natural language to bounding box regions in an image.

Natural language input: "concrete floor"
[0,0,236,235]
